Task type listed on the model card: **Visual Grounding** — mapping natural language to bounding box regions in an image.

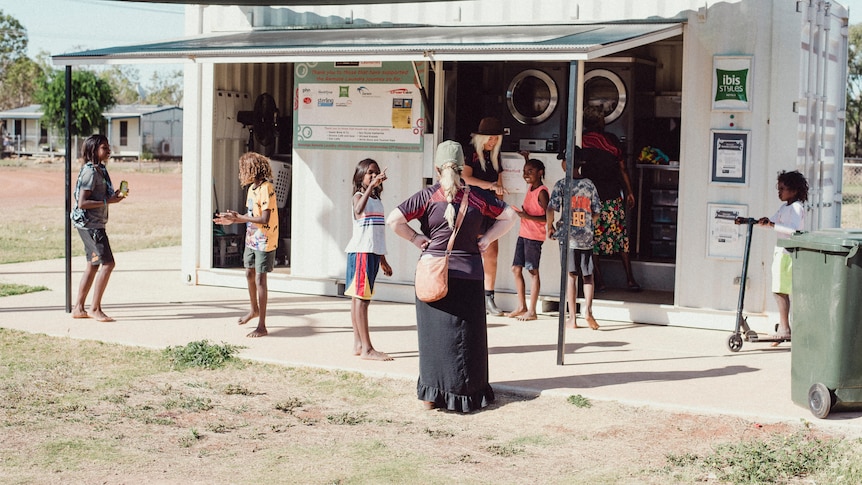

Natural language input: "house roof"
[53,21,684,65]
[0,104,182,120]
[120,0,454,3]
[103,105,183,119]
[0,105,44,120]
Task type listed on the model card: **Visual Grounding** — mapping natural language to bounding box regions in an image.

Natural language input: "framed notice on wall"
[711,130,749,185]
[707,203,748,260]
[713,56,752,111]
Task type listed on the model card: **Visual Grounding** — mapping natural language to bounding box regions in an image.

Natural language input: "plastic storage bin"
[651,206,678,224]
[650,189,679,207]
[779,229,862,418]
[214,234,244,268]
[651,224,677,241]
[649,240,676,259]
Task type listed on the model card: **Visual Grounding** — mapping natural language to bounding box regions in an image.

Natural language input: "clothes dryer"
[500,62,568,153]
[582,58,656,160]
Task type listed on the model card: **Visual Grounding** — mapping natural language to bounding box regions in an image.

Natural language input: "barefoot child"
[756,170,808,346]
[547,152,602,330]
[213,152,279,338]
[345,159,393,360]
[507,159,549,321]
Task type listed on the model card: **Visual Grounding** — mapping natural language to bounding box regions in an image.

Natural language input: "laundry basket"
[270,159,291,209]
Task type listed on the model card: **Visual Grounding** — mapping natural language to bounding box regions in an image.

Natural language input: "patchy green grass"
[0,283,49,297]
[660,430,862,484]
[162,340,246,370]
[567,394,592,408]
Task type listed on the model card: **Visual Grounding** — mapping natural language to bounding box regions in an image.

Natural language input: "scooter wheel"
[727,334,743,352]
[808,383,834,419]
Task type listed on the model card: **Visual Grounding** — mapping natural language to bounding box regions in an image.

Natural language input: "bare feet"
[354,343,362,356]
[568,318,579,329]
[246,326,268,338]
[89,309,115,322]
[517,312,537,321]
[238,311,259,326]
[585,315,600,330]
[71,307,90,319]
[505,308,527,318]
[422,400,436,410]
[361,349,393,361]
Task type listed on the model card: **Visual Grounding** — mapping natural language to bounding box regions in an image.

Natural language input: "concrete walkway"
[2,246,861,436]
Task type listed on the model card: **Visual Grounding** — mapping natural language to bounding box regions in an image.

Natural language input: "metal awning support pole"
[65,65,73,313]
[411,60,433,131]
[557,59,584,365]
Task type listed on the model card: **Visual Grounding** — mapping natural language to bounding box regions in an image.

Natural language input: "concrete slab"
[2,246,861,436]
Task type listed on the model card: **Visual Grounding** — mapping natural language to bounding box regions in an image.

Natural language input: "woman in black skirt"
[387,140,517,412]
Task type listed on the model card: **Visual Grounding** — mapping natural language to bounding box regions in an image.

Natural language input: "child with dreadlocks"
[214,152,279,337]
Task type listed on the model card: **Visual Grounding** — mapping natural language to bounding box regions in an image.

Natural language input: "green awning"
[53,21,684,65]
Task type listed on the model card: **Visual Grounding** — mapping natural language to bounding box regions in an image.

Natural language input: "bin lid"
[778,228,862,252]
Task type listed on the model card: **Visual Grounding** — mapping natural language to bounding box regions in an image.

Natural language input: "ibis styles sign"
[713,56,752,111]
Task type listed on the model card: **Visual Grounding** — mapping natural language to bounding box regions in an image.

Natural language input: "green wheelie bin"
[779,229,862,418]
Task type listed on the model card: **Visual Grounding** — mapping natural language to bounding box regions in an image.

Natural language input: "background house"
[104,105,184,159]
[0,104,182,159]
[0,105,59,156]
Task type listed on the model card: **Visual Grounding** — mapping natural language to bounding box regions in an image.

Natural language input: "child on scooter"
[756,170,808,346]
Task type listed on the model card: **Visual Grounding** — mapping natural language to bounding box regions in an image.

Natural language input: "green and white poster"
[293,61,425,152]
[712,56,752,111]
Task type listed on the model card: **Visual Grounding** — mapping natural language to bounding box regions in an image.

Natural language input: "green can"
[779,228,862,418]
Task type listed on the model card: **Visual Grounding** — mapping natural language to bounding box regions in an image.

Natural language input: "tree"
[846,23,862,158]
[0,9,27,75]
[99,65,143,105]
[36,69,115,139]
[144,69,183,106]
[0,56,43,110]
[0,10,30,110]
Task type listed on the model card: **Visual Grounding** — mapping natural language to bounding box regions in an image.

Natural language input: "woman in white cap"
[387,140,517,412]
[462,116,508,315]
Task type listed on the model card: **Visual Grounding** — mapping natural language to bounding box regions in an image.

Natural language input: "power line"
[65,0,184,15]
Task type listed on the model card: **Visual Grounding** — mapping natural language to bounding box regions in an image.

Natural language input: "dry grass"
[5,328,851,485]
[0,158,182,264]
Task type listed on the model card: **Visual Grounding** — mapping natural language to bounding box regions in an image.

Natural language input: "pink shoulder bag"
[414,187,470,303]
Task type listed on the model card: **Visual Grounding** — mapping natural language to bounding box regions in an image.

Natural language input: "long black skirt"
[415,276,494,412]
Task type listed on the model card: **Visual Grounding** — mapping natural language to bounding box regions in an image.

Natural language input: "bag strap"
[445,186,470,254]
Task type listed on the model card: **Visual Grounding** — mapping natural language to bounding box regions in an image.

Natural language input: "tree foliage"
[0,56,44,110]
[0,9,27,75]
[35,69,115,137]
[847,23,862,158]
[145,69,183,106]
[99,65,143,105]
[0,9,32,110]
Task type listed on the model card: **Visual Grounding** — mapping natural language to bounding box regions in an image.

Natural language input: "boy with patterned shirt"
[546,155,602,330]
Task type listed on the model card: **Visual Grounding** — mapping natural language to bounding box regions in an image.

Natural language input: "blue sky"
[0,0,184,83]
[840,0,862,24]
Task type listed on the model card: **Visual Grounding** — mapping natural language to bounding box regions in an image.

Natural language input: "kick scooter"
[724,216,791,352]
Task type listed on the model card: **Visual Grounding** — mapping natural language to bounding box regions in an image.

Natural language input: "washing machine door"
[583,69,628,125]
[506,69,559,125]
